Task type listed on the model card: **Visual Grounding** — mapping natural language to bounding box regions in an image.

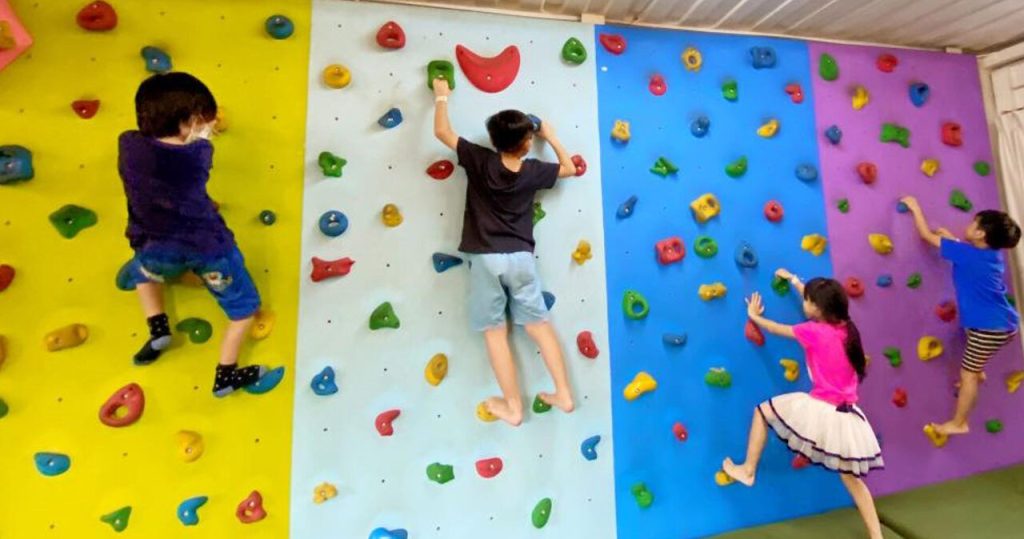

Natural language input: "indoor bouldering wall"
[290,1,615,537]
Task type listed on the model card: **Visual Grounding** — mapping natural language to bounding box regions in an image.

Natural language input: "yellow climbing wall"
[0,1,309,536]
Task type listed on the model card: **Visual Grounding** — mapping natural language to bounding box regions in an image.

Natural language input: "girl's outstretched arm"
[747,292,796,338]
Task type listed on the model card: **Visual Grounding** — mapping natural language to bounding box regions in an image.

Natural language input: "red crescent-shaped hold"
[455,44,520,93]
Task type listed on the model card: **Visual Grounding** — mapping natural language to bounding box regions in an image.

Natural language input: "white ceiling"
[374,0,1024,52]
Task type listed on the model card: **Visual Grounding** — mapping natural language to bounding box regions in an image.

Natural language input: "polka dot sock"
[133,313,172,366]
[213,363,267,398]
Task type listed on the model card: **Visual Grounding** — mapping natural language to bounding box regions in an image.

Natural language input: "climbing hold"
[1005,371,1024,394]
[986,420,1003,434]
[370,302,400,330]
[34,452,71,476]
[705,367,732,388]
[475,457,503,479]
[698,283,727,301]
[236,491,267,524]
[921,158,940,177]
[265,14,294,39]
[825,125,842,145]
[532,498,553,529]
[0,397,7,419]
[735,242,758,269]
[100,506,132,532]
[663,333,687,346]
[571,154,587,176]
[909,82,930,107]
[856,162,877,184]
[884,347,902,367]
[177,496,208,526]
[819,53,839,81]
[250,310,275,340]
[311,366,338,396]
[176,318,212,344]
[0,20,13,50]
[694,235,718,258]
[72,99,100,119]
[580,435,601,460]
[907,272,922,289]
[936,300,957,322]
[316,210,348,240]
[381,204,403,227]
[175,430,204,463]
[244,366,285,395]
[792,455,811,470]
[672,422,688,441]
[425,159,455,181]
[573,240,593,265]
[624,371,657,401]
[432,253,463,273]
[772,275,791,296]
[99,383,144,427]
[427,60,455,90]
[561,37,587,64]
[715,470,735,486]
[424,353,448,386]
[378,108,403,129]
[369,528,408,539]
[574,330,599,360]
[0,145,33,185]
[764,200,784,222]
[323,64,352,89]
[795,163,818,182]
[617,195,637,219]
[543,291,556,310]
[456,44,520,93]
[527,113,543,133]
[533,202,546,226]
[877,53,898,72]
[950,189,973,212]
[880,123,911,148]
[375,409,401,436]
[622,290,649,320]
[533,394,552,414]
[722,79,738,102]
[869,233,893,255]
[745,319,765,346]
[725,156,748,178]
[918,336,943,361]
[690,116,710,138]
[318,151,347,177]
[892,388,908,408]
[690,193,720,223]
[801,234,828,256]
[750,46,776,69]
[896,202,909,214]
[49,204,97,239]
[837,199,850,213]
[313,482,337,504]
[655,237,685,265]
[257,209,276,226]
[780,359,800,382]
[310,256,355,282]
[77,1,117,31]
[974,160,991,176]
[942,122,962,146]
[426,462,455,484]
[650,156,675,175]
[844,277,865,298]
[376,21,405,49]
[681,46,702,71]
[611,119,631,142]
[476,401,497,422]
[599,33,626,54]
[141,46,171,73]
[757,119,779,138]
[785,83,804,104]
[648,74,667,96]
[923,424,948,448]
[45,323,88,352]
[851,85,869,110]
[632,482,654,509]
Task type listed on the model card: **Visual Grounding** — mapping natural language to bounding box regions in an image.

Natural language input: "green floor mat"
[713,507,904,539]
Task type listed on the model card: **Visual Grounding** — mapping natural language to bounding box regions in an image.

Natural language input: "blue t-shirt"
[941,238,1020,330]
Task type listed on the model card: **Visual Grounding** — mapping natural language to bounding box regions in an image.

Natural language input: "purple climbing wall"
[810,43,1024,496]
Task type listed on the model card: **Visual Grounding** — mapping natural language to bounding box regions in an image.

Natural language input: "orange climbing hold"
[236,490,267,523]
[745,319,765,346]
[780,359,800,382]
[250,310,275,340]
[923,424,948,448]
[375,409,401,437]
[45,323,88,352]
[455,44,520,93]
[572,240,593,265]
[1006,371,1024,393]
[313,482,337,504]
[99,383,145,428]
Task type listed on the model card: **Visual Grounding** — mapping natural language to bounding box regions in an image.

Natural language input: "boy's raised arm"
[537,122,576,178]
[900,196,942,248]
[433,79,458,151]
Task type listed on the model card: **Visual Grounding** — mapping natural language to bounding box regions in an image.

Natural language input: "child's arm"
[747,292,796,338]
[775,268,805,296]
[432,79,458,151]
[900,196,942,248]
[537,122,576,178]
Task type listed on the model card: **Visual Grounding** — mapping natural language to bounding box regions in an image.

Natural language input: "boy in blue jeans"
[432,78,576,426]
[119,72,267,397]
[901,196,1021,437]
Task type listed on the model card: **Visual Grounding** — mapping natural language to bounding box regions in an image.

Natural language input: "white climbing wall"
[290,1,614,537]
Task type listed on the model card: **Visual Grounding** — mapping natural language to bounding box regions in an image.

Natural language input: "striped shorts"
[962,329,1018,373]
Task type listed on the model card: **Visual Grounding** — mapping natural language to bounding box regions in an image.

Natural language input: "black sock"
[133,313,172,365]
[213,363,267,397]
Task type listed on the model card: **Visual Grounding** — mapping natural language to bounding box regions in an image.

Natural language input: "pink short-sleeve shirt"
[792,321,859,405]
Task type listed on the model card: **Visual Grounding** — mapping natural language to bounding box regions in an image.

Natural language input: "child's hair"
[486,110,532,153]
[135,72,217,138]
[976,210,1021,249]
[803,278,867,381]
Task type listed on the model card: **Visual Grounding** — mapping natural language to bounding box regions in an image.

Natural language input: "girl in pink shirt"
[723,271,884,539]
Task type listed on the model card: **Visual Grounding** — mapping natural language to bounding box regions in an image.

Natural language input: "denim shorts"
[121,245,261,320]
[467,252,549,331]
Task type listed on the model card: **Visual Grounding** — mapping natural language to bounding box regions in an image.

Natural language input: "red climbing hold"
[792,454,811,469]
[892,387,908,408]
[76,1,118,32]
[745,319,765,347]
[375,409,401,437]
[599,33,626,55]
[577,331,599,359]
[655,237,685,265]
[785,83,804,104]
[236,490,267,524]
[475,457,504,479]
[672,422,688,442]
[71,99,100,119]
[857,162,877,185]
[0,264,14,292]
[876,53,898,73]
[648,74,666,96]
[941,122,962,147]
[844,277,865,298]
[455,44,520,93]
[426,160,454,180]
[764,200,784,223]
[310,257,354,282]
[98,383,145,428]
[375,21,405,49]
[571,154,587,177]
[936,301,957,322]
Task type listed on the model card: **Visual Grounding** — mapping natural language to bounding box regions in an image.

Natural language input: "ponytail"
[842,319,867,381]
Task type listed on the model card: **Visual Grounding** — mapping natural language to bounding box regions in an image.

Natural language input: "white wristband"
[435,96,448,103]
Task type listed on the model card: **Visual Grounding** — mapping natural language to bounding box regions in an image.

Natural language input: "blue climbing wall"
[596,26,842,538]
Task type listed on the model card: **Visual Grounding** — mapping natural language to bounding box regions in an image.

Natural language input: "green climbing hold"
[369,302,400,330]
[532,498,552,529]
[561,37,587,65]
[883,347,902,367]
[622,290,650,320]
[974,161,991,176]
[725,156,748,178]
[950,189,973,212]
[880,123,911,148]
[318,151,347,177]
[427,60,455,90]
[694,235,718,259]
[771,275,791,296]
[532,394,552,414]
[722,79,738,102]
[49,204,97,239]
[819,53,838,81]
[650,157,678,177]
[100,506,132,533]
[837,199,850,213]
[532,202,546,226]
[426,462,454,484]
[259,210,276,225]
[705,367,732,388]
[632,482,654,509]
[907,273,922,289]
[986,419,1003,433]
[0,397,8,419]
[176,318,212,344]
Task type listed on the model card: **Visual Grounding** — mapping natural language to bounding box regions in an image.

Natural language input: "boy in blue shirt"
[901,196,1021,437]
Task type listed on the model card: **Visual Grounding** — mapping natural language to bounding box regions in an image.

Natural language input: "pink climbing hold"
[784,83,804,104]
[599,33,626,55]
[375,409,401,437]
[236,490,267,524]
[475,457,504,479]
[311,257,354,282]
[745,319,765,347]
[648,74,666,96]
[672,422,688,442]
[571,154,587,177]
[455,44,520,93]
[577,331,599,359]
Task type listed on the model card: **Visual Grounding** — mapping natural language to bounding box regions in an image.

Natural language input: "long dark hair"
[803,278,867,381]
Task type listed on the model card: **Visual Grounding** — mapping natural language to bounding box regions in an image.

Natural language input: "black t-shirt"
[457,138,559,254]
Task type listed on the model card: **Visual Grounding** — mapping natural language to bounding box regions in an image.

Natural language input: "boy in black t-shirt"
[432,78,577,426]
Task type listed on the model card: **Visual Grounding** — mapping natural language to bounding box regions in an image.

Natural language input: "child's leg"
[133,279,172,365]
[219,316,253,366]
[935,369,981,435]
[722,406,769,487]
[934,329,1015,435]
[524,321,574,412]
[839,473,884,539]
[483,324,524,426]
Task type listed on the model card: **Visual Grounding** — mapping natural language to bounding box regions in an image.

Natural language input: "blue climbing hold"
[877,274,893,288]
[318,210,348,238]
[265,14,294,39]
[140,46,172,73]
[735,242,758,269]
[825,125,842,145]
[432,253,463,273]
[527,114,542,132]
[580,435,601,461]
[750,46,777,69]
[690,115,710,138]
[662,333,687,346]
[896,201,909,213]
[244,366,285,395]
[543,291,556,310]
[369,528,408,539]
[34,452,70,476]
[617,195,637,219]
[908,82,929,107]
[311,366,338,396]
[115,260,140,291]
[0,145,34,185]
[795,163,818,182]
[177,496,208,526]
[378,108,403,129]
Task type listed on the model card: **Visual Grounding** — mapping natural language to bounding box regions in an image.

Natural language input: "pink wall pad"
[0,0,33,71]
[809,42,1024,496]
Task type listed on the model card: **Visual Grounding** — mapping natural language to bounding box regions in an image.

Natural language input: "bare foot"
[933,420,969,436]
[485,396,523,426]
[539,391,575,413]
[722,457,755,487]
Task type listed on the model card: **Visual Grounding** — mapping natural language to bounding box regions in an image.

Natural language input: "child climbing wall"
[290,1,615,537]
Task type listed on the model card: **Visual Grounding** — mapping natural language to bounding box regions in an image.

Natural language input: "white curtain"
[995,112,1024,311]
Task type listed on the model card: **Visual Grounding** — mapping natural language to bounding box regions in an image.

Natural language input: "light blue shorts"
[467,252,549,332]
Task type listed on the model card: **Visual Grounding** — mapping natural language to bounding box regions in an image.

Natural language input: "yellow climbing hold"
[214,107,229,134]
[624,371,657,401]
[250,310,275,340]
[313,482,337,504]
[923,424,948,448]
[681,47,702,72]
[381,204,403,227]
[852,85,869,110]
[917,336,943,361]
[425,353,448,386]
[921,158,940,177]
[801,234,828,257]
[780,359,800,382]
[690,193,721,223]
[45,323,89,352]
[757,118,779,138]
[323,64,352,89]
[1006,371,1024,393]
[176,430,204,463]
[868,233,893,255]
[572,240,593,265]
[476,401,498,422]
[715,470,736,486]
[698,282,727,301]
[611,119,631,142]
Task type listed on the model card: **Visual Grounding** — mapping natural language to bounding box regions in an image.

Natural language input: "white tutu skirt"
[759,392,884,477]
